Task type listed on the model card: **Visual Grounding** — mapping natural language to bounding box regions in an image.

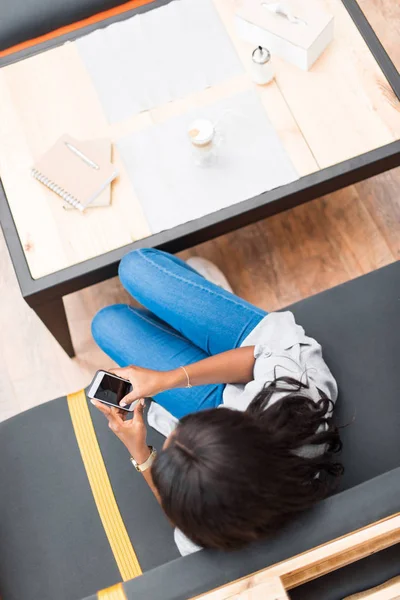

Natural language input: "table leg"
[32,297,75,358]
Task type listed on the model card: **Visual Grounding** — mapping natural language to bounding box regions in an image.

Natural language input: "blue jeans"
[91,249,266,419]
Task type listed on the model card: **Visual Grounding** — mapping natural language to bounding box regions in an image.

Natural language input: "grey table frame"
[0,0,399,357]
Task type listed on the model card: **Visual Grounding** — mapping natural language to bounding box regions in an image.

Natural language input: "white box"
[235,0,334,71]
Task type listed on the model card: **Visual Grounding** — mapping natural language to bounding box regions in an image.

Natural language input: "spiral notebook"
[31,135,118,211]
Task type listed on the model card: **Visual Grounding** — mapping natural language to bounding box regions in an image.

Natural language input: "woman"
[91,248,342,555]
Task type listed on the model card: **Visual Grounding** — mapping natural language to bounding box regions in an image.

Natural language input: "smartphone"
[88,370,137,412]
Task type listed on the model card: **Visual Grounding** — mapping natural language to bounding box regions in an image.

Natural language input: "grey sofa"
[0,0,130,51]
[0,261,399,600]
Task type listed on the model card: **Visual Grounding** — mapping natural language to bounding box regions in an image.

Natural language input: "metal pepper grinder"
[250,46,275,85]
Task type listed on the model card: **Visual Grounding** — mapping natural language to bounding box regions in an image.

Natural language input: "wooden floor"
[0,0,399,422]
[359,0,400,71]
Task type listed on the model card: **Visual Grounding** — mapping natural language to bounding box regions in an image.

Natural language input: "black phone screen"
[95,374,133,408]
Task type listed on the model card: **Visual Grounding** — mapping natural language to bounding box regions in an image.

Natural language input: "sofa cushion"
[0,0,131,51]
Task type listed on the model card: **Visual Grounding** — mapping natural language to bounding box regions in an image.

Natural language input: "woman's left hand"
[91,398,150,463]
[109,365,174,406]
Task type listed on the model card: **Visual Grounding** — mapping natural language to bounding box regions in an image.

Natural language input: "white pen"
[64,141,100,170]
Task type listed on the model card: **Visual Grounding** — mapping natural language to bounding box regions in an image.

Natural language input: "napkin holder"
[235,0,334,71]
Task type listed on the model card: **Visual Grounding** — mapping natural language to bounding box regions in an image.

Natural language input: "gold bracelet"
[180,365,192,388]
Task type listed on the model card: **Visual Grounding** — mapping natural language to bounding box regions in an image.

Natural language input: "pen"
[64,141,100,170]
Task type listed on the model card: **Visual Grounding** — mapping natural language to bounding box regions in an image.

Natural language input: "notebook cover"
[32,134,118,208]
[63,139,112,209]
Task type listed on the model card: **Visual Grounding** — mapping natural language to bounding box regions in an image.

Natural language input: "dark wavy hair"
[151,376,343,550]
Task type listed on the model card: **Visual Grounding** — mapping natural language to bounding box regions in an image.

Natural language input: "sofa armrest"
[93,510,400,600]
[94,511,400,600]
[90,467,400,600]
[194,512,400,600]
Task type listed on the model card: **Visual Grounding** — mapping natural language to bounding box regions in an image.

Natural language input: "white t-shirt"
[147,312,338,556]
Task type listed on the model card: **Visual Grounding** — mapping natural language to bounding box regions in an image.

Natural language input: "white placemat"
[117,89,299,233]
[76,0,243,123]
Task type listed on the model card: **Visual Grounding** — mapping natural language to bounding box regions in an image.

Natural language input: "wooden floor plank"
[0,227,91,415]
[358,0,400,72]
[357,168,400,261]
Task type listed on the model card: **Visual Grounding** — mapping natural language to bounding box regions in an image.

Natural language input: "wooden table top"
[0,0,399,280]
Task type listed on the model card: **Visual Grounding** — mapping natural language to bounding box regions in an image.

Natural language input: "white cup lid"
[252,46,271,64]
[188,119,214,145]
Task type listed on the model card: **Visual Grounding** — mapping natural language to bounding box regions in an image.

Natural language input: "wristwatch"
[130,446,157,472]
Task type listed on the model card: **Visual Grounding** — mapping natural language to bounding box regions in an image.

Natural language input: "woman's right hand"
[91,398,150,463]
[110,365,176,406]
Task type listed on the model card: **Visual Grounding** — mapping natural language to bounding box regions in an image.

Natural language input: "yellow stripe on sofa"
[98,582,128,600]
[67,390,142,581]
